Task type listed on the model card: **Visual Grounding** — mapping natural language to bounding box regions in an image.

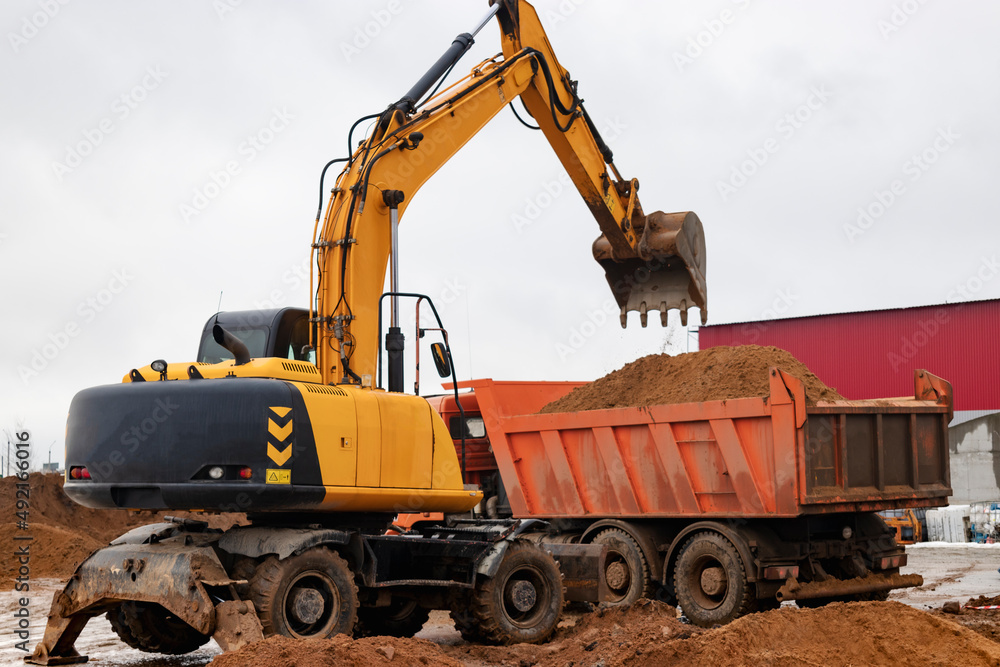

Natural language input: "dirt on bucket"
[540,345,844,413]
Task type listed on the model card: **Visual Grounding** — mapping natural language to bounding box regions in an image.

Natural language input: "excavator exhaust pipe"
[593,210,707,328]
[213,324,251,365]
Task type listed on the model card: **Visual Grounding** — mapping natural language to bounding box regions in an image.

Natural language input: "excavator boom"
[313,0,707,386]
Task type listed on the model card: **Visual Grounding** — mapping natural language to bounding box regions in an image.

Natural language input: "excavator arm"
[313,0,707,387]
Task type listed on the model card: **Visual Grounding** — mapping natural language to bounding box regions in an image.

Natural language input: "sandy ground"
[1,543,996,666]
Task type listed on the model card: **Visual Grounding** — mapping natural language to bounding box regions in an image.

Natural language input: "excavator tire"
[106,601,211,655]
[454,540,563,645]
[592,528,654,606]
[673,532,756,627]
[356,598,430,638]
[249,547,358,639]
[449,596,485,643]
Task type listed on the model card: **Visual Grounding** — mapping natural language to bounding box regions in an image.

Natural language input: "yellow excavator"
[29,2,706,663]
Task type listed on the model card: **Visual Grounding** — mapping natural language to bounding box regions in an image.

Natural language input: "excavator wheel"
[106,601,211,655]
[356,597,430,638]
[453,540,563,645]
[448,596,485,643]
[673,532,756,627]
[249,547,358,639]
[592,528,654,606]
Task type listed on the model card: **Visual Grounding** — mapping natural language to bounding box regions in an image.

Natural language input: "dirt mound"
[969,594,1000,607]
[939,607,1000,646]
[209,634,462,667]
[446,599,695,666]
[442,600,1000,666]
[541,345,843,413]
[0,472,245,586]
[646,601,1000,667]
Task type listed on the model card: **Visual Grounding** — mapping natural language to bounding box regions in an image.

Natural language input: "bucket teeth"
[592,210,707,330]
[620,308,627,329]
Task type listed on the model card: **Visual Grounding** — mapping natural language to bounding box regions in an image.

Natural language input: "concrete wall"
[949,411,1000,504]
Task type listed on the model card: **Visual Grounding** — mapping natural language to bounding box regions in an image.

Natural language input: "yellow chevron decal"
[267,442,293,466]
[269,406,291,419]
[268,418,293,441]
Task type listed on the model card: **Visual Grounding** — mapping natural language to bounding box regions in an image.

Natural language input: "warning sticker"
[266,469,291,484]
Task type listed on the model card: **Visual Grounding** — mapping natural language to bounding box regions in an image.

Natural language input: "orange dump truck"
[426,368,953,626]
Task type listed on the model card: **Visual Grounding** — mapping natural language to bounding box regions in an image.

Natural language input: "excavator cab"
[196,307,314,364]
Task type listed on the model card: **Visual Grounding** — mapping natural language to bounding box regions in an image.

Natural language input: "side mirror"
[430,342,451,378]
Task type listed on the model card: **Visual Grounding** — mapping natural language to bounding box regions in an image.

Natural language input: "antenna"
[214,291,223,325]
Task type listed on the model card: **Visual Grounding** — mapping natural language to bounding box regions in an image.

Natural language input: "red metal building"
[698,298,1000,421]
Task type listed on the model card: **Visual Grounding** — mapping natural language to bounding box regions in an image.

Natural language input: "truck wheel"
[106,601,210,654]
[356,598,430,637]
[250,547,358,639]
[456,540,563,645]
[674,532,754,627]
[592,528,653,605]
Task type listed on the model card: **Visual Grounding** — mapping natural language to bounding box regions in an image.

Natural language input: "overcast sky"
[2,1,998,468]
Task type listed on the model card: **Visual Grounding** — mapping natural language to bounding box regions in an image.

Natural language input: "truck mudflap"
[543,542,610,603]
[26,543,263,665]
[516,531,609,603]
[775,572,923,603]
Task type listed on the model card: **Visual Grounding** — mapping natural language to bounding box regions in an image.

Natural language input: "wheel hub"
[507,579,537,612]
[700,566,727,597]
[289,588,325,624]
[606,561,629,590]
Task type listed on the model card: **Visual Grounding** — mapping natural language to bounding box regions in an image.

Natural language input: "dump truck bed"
[458,368,952,519]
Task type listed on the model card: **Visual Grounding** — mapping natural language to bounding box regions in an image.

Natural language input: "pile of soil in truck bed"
[210,600,1000,667]
[0,472,244,586]
[540,345,844,413]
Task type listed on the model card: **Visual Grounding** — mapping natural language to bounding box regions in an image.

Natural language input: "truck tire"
[674,532,754,627]
[249,547,358,639]
[592,528,654,606]
[106,601,210,654]
[453,540,563,645]
[356,598,430,638]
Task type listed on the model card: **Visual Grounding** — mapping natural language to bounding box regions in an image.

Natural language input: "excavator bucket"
[593,210,707,327]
